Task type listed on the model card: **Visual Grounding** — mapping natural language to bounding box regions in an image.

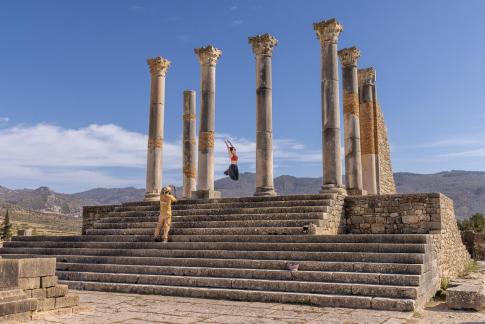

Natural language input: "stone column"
[249,34,278,197]
[144,57,170,202]
[192,45,222,199]
[358,68,377,194]
[338,47,365,195]
[182,90,197,199]
[313,19,344,193]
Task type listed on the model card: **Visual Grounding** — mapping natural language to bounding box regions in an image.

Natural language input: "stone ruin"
[0,17,470,313]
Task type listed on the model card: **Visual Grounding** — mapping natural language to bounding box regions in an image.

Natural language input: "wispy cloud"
[0,117,8,126]
[229,5,238,11]
[0,123,321,192]
[231,19,244,26]
[177,34,191,44]
[130,4,144,12]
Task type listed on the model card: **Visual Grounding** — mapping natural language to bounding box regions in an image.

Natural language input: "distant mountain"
[1,170,484,219]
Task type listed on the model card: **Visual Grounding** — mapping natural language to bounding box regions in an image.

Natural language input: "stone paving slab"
[29,290,485,324]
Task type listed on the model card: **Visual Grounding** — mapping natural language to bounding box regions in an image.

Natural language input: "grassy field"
[0,205,81,236]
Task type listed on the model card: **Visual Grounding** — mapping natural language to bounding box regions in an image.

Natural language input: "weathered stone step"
[0,247,424,263]
[92,219,324,230]
[121,193,338,206]
[1,254,424,275]
[58,271,418,299]
[2,241,426,253]
[61,280,415,311]
[11,234,429,244]
[169,199,333,211]
[114,206,331,216]
[97,212,328,223]
[85,226,309,236]
[56,263,421,286]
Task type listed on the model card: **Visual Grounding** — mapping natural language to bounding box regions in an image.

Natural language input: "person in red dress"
[224,139,239,181]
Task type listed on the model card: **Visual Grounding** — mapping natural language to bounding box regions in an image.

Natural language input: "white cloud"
[231,19,244,26]
[177,34,191,44]
[0,117,9,126]
[0,123,322,192]
[130,4,144,11]
[229,5,238,11]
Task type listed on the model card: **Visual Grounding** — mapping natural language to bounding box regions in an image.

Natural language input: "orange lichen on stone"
[343,92,359,116]
[198,131,215,151]
[359,102,375,155]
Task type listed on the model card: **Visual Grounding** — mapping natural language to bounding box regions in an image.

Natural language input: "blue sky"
[1,0,484,192]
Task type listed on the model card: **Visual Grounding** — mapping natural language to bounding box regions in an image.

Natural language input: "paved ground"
[31,290,485,324]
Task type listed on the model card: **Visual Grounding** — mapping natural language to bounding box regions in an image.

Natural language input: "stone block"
[31,288,46,299]
[0,298,37,316]
[36,297,55,311]
[55,295,79,309]
[46,284,69,298]
[18,258,56,278]
[18,277,41,290]
[371,223,385,234]
[40,276,58,288]
[402,215,419,224]
[447,284,483,311]
[0,259,20,288]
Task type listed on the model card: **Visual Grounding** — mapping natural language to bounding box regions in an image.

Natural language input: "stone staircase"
[0,194,439,311]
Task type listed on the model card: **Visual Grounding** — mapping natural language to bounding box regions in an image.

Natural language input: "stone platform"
[0,193,471,312]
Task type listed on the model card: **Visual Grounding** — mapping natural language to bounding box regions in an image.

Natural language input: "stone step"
[0,254,425,275]
[58,271,418,299]
[0,248,424,263]
[11,234,429,244]
[92,219,324,230]
[113,206,331,216]
[169,199,334,211]
[61,280,415,311]
[55,262,421,286]
[121,193,338,206]
[2,241,426,253]
[97,212,329,224]
[85,226,310,236]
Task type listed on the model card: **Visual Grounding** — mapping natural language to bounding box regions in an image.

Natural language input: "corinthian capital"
[248,33,278,56]
[358,67,376,86]
[313,18,343,43]
[338,47,361,67]
[147,57,171,77]
[194,45,222,66]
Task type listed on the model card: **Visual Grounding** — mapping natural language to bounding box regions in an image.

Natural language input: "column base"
[347,188,367,196]
[254,187,277,197]
[320,184,347,195]
[144,192,160,202]
[191,190,221,200]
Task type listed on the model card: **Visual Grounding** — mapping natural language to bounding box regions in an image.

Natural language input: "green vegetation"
[457,213,485,233]
[435,277,450,299]
[465,259,480,274]
[0,209,13,241]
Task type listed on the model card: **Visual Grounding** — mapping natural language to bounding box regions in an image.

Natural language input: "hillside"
[1,170,484,220]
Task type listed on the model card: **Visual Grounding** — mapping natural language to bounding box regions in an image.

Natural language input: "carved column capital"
[147,57,171,77]
[358,67,376,86]
[313,18,343,43]
[338,47,361,67]
[194,45,222,66]
[248,33,278,56]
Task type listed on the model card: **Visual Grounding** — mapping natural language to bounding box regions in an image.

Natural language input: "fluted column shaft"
[183,90,197,198]
[193,45,222,199]
[314,19,344,192]
[359,68,377,194]
[144,57,170,201]
[249,34,278,197]
[338,47,365,195]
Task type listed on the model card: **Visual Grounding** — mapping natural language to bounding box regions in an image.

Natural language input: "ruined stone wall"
[345,193,470,278]
[82,205,118,234]
[314,192,346,234]
[375,102,396,194]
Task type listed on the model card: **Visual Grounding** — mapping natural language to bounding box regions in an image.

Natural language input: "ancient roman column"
[192,45,222,199]
[182,90,197,199]
[338,47,365,195]
[313,19,344,192]
[144,57,170,202]
[358,68,378,194]
[249,34,278,197]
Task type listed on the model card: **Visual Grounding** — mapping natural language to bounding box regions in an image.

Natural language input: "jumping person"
[153,186,177,243]
[224,139,239,181]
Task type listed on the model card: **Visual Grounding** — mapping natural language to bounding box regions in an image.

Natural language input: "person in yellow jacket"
[154,186,177,242]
